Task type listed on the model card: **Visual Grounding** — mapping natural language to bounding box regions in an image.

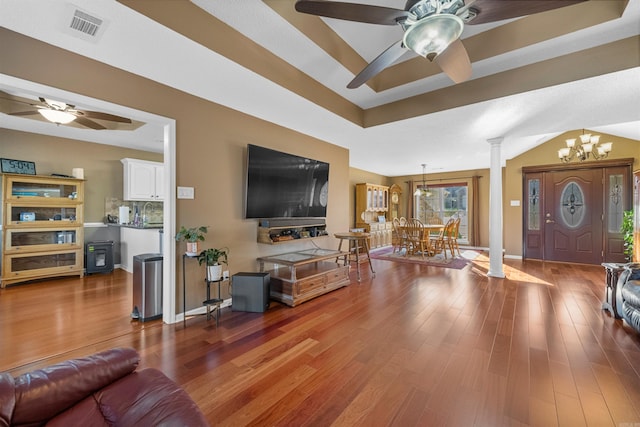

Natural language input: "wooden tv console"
[256,249,350,307]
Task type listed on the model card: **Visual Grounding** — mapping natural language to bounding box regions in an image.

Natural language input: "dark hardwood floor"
[1,253,640,426]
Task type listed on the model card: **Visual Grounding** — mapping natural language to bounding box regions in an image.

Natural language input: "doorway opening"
[0,74,178,323]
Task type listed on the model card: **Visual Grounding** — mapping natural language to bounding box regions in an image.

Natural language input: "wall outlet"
[223,270,229,279]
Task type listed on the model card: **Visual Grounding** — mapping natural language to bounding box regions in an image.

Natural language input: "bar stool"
[334,232,376,282]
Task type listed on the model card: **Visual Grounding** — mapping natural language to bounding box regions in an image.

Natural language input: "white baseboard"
[175,298,232,322]
[459,246,522,259]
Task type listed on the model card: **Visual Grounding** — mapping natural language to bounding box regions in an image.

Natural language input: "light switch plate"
[177,186,194,199]
[510,200,521,207]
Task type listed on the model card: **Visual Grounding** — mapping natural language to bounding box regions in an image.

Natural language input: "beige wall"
[0,29,350,311]
[0,129,162,221]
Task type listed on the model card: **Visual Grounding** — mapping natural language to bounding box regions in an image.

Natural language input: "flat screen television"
[244,144,330,219]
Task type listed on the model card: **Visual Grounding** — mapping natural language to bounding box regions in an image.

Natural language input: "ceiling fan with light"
[0,90,132,130]
[295,0,585,88]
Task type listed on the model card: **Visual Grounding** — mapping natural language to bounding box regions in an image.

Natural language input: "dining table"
[397,223,445,256]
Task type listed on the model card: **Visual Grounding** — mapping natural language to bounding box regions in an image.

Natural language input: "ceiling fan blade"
[77,110,132,124]
[348,40,407,89]
[295,0,410,25]
[434,39,472,84]
[74,116,107,130]
[8,110,41,117]
[467,0,586,25]
[0,91,42,108]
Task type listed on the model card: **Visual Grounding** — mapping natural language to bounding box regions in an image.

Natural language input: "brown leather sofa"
[616,263,640,333]
[0,347,208,427]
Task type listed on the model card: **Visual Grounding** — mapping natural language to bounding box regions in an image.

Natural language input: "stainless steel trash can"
[132,253,163,322]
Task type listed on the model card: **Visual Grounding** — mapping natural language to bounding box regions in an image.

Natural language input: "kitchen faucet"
[142,201,153,226]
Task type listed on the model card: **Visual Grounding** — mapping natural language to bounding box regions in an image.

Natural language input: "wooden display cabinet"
[354,183,392,249]
[1,173,85,287]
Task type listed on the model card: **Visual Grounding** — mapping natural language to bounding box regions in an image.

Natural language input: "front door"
[523,160,632,264]
[543,169,603,264]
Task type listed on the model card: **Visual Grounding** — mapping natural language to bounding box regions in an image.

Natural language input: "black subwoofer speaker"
[231,272,270,312]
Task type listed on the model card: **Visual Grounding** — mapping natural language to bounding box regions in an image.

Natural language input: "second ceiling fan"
[295,0,585,88]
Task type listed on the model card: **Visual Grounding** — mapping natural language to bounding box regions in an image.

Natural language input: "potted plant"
[175,226,207,256]
[197,247,229,281]
[622,209,634,261]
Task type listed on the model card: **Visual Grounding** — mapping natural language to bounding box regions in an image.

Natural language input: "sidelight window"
[607,174,624,233]
[528,179,540,231]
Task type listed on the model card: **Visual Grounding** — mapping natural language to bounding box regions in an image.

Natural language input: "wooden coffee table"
[257,249,350,307]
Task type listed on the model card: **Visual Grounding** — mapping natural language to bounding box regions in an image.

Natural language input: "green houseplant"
[622,209,634,261]
[175,226,207,256]
[197,247,229,281]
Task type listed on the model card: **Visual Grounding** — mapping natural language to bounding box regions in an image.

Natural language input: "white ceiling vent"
[61,4,109,43]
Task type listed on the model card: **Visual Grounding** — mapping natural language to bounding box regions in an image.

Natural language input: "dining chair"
[445,217,461,257]
[426,215,444,237]
[431,218,455,259]
[426,215,443,225]
[404,218,430,258]
[391,217,404,253]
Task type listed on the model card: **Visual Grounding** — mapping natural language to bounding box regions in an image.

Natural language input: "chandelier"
[414,163,428,196]
[558,130,613,163]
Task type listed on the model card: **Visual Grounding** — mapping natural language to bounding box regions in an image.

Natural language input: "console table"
[257,248,350,307]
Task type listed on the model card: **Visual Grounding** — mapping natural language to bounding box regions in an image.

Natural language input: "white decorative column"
[487,137,506,278]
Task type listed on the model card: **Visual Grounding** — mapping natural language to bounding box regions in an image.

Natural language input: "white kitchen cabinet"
[119,227,162,273]
[121,158,164,201]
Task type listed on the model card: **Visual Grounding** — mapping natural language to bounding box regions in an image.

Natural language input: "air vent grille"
[69,9,103,37]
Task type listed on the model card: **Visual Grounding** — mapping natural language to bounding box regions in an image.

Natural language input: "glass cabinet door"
[8,252,80,274]
[6,175,83,201]
[7,203,80,225]
[5,228,80,252]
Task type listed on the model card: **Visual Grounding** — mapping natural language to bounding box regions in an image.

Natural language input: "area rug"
[370,247,480,270]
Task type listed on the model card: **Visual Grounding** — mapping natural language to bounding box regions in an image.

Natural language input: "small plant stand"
[204,277,225,327]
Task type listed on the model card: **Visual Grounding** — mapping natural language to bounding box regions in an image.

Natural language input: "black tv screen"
[245,144,329,219]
